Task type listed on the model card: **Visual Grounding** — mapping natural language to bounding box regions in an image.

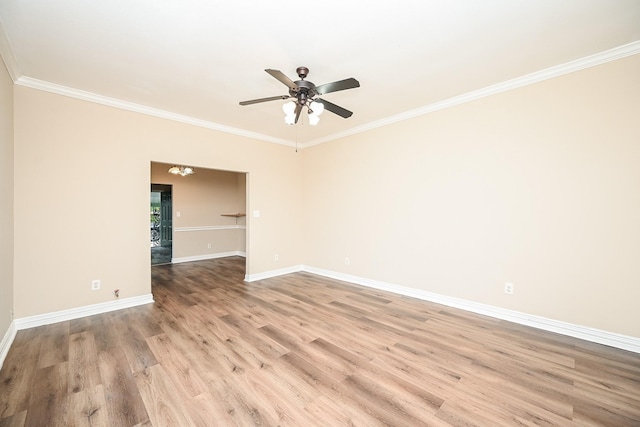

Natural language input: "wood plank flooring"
[1,256,639,426]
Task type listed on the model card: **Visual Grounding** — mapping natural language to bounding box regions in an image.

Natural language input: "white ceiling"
[1,1,639,146]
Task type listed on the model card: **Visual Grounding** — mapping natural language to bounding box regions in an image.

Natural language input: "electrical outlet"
[207,243,211,249]
[504,282,514,295]
[345,257,350,265]
[274,254,279,261]
[91,279,101,291]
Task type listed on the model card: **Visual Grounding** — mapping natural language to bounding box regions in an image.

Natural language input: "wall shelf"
[221,213,246,224]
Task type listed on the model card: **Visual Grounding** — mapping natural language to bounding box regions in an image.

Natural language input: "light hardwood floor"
[1,256,639,426]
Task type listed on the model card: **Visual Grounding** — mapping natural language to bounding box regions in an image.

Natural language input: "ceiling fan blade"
[265,69,297,90]
[315,78,360,95]
[315,98,353,118]
[239,95,289,106]
[294,103,303,124]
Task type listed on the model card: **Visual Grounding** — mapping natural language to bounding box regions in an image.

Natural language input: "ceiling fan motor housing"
[289,79,317,105]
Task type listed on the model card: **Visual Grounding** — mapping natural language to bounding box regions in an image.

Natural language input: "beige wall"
[9,52,640,340]
[0,57,14,338]
[303,55,640,337]
[13,87,303,318]
[150,162,246,259]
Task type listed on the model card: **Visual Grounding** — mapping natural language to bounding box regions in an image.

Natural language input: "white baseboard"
[245,265,303,282]
[5,262,637,369]
[172,251,246,264]
[0,320,17,370]
[13,294,154,331]
[301,266,640,354]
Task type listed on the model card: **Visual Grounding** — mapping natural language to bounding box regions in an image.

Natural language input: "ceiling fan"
[239,66,360,125]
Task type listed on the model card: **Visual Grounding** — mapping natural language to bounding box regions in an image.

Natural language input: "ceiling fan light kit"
[240,66,360,126]
[168,165,195,176]
[283,99,324,125]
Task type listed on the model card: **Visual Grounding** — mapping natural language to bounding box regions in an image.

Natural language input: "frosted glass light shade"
[310,101,324,115]
[284,114,296,125]
[282,101,296,115]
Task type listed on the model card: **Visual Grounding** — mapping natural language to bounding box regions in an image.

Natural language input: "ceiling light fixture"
[168,165,195,176]
[240,66,359,126]
[283,98,325,126]
[283,101,296,125]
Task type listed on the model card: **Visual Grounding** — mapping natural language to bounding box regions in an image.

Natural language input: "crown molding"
[14,76,295,147]
[7,39,640,148]
[0,18,20,82]
[302,40,640,148]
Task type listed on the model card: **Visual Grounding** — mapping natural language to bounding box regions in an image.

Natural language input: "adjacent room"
[150,162,247,266]
[1,1,639,425]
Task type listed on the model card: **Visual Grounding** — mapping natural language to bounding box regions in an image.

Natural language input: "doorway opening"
[151,184,172,265]
[150,162,248,275]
